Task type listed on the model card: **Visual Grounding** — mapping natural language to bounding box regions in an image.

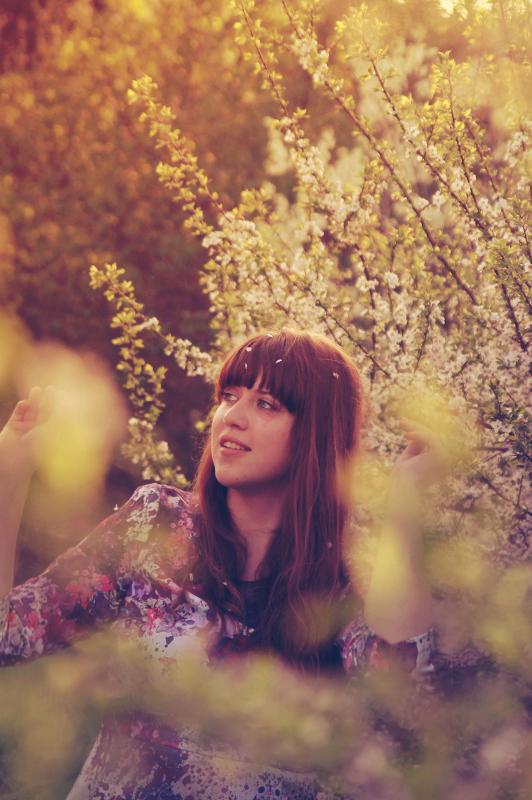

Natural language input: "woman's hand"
[0,387,69,596]
[391,418,451,493]
[0,386,68,479]
[364,418,447,643]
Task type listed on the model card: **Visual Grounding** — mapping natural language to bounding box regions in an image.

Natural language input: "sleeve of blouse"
[338,612,434,678]
[0,483,176,666]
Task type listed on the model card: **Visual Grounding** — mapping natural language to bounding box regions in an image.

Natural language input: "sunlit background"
[1,1,532,798]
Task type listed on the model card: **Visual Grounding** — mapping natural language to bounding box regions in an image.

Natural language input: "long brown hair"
[186,330,366,664]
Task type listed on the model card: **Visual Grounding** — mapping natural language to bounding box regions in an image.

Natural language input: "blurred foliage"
[0,0,267,480]
[4,0,532,799]
[0,0,471,478]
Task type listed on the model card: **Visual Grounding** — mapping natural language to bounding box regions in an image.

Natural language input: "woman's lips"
[219,437,250,451]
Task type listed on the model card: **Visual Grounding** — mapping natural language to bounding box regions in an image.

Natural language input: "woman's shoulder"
[94,483,201,551]
[127,483,198,512]
[126,482,199,524]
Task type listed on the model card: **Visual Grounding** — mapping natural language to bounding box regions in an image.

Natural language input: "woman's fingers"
[400,417,434,435]
[9,387,61,428]
[9,389,40,426]
[401,439,426,457]
[399,418,441,447]
[402,430,438,449]
[394,417,451,488]
[36,386,58,424]
[27,386,42,408]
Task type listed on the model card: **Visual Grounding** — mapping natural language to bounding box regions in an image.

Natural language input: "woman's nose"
[223,401,247,428]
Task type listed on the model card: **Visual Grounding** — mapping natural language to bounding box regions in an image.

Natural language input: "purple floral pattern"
[0,484,433,799]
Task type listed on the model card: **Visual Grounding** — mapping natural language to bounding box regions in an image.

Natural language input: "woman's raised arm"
[0,387,65,597]
[364,419,450,644]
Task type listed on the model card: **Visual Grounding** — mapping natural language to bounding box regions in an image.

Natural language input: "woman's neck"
[227,486,285,580]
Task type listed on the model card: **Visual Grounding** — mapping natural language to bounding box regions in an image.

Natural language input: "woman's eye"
[258,398,276,410]
[221,391,236,402]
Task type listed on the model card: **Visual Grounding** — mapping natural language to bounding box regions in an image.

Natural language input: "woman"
[0,330,443,799]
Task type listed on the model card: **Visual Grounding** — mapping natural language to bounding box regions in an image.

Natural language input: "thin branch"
[326,84,478,304]
[479,473,532,517]
[371,53,487,237]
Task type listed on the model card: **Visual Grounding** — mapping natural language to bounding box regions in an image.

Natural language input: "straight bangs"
[217,333,306,415]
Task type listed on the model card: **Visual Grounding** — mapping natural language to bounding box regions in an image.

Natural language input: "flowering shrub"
[87,2,532,796]
[93,1,532,558]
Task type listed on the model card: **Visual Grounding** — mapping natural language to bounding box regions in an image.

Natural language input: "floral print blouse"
[0,484,433,800]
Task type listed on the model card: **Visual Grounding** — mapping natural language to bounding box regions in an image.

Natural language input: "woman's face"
[211,379,295,492]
